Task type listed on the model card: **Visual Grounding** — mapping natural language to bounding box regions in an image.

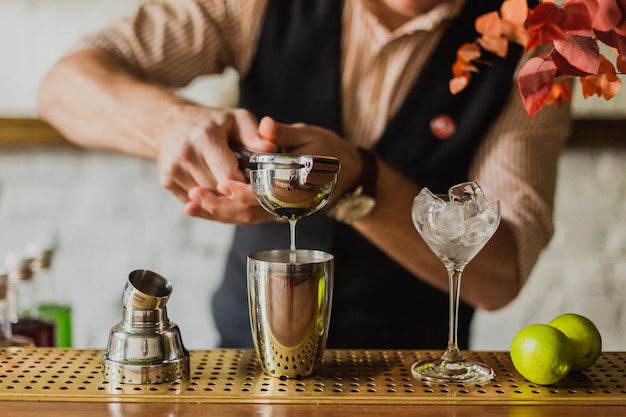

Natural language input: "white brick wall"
[1,146,625,351]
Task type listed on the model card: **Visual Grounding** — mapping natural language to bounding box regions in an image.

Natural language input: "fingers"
[186,185,272,224]
[239,112,279,152]
[160,171,196,203]
[157,109,294,225]
[217,179,260,206]
[258,116,279,141]
[193,123,245,186]
[158,128,218,202]
[193,110,277,186]
[258,116,319,151]
[157,109,259,205]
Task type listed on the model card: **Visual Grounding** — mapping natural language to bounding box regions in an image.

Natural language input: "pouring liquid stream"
[289,219,297,263]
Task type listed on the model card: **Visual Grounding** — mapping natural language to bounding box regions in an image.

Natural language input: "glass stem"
[442,267,465,363]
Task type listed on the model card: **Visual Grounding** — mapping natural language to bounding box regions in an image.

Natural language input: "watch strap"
[354,147,377,199]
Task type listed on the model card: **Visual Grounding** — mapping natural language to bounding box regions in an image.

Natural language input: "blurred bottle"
[0,268,35,347]
[27,241,73,347]
[6,252,56,347]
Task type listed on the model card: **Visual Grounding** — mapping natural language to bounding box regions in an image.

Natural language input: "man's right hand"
[156,106,278,224]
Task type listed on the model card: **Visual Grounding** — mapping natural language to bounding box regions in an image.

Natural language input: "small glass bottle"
[27,241,73,347]
[6,252,56,347]
[0,268,35,347]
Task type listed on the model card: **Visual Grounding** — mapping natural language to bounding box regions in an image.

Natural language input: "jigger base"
[102,356,190,384]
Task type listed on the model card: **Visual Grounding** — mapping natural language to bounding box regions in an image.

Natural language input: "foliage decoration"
[451,0,626,117]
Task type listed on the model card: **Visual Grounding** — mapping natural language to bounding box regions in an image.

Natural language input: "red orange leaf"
[613,30,626,57]
[553,34,601,74]
[450,76,470,95]
[617,54,626,73]
[501,20,531,47]
[452,59,479,77]
[581,76,605,98]
[599,75,621,99]
[527,1,593,44]
[457,43,482,62]
[545,81,573,106]
[598,55,621,98]
[551,49,593,76]
[596,30,626,63]
[478,35,510,57]
[559,1,594,35]
[518,55,559,117]
[576,0,599,20]
[595,29,616,48]
[579,54,622,98]
[591,0,625,33]
[476,11,502,37]
[449,0,625,112]
[599,53,620,81]
[527,2,569,44]
[501,0,530,26]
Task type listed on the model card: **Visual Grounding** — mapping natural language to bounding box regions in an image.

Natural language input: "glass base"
[411,357,494,385]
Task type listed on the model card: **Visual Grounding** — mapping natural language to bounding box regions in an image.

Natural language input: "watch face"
[330,194,376,223]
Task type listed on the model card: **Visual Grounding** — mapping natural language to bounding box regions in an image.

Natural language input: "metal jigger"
[102,270,189,384]
[248,153,340,379]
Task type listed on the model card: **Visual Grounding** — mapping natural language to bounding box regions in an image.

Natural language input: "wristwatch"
[327,147,377,223]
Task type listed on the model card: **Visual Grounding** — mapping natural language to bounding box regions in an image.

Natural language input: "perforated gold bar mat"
[1,348,625,405]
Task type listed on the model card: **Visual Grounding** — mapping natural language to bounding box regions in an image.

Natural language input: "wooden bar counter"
[1,348,625,416]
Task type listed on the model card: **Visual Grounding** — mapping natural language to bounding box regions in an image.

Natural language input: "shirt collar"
[353,0,466,36]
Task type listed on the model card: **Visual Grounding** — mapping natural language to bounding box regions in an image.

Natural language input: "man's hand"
[158,107,279,224]
[254,116,362,205]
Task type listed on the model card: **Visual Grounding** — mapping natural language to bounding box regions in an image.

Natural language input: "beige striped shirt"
[73,0,572,285]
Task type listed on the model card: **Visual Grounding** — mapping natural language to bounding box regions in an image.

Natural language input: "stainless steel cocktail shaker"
[248,249,334,378]
[102,270,189,384]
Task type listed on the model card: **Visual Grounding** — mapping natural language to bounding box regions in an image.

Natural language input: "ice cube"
[412,187,444,228]
[430,203,465,242]
[478,207,500,227]
[462,217,491,246]
[449,181,484,204]
[449,181,491,219]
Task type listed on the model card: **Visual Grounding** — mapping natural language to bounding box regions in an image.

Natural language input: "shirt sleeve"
[469,77,572,287]
[68,0,264,88]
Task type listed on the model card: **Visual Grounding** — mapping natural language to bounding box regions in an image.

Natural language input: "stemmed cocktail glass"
[411,181,501,384]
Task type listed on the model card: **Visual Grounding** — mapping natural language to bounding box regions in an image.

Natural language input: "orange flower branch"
[451,0,626,117]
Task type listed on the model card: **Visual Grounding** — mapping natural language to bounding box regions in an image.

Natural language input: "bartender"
[37,0,571,349]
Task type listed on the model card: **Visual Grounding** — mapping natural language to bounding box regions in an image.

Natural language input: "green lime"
[548,313,602,372]
[510,323,573,385]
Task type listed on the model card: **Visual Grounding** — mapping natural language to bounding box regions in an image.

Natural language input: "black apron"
[212,0,524,349]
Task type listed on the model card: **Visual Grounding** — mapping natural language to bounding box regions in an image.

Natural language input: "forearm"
[37,48,190,159]
[352,159,520,311]
[253,118,522,310]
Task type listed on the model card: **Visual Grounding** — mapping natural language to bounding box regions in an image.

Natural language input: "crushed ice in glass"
[412,182,499,247]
